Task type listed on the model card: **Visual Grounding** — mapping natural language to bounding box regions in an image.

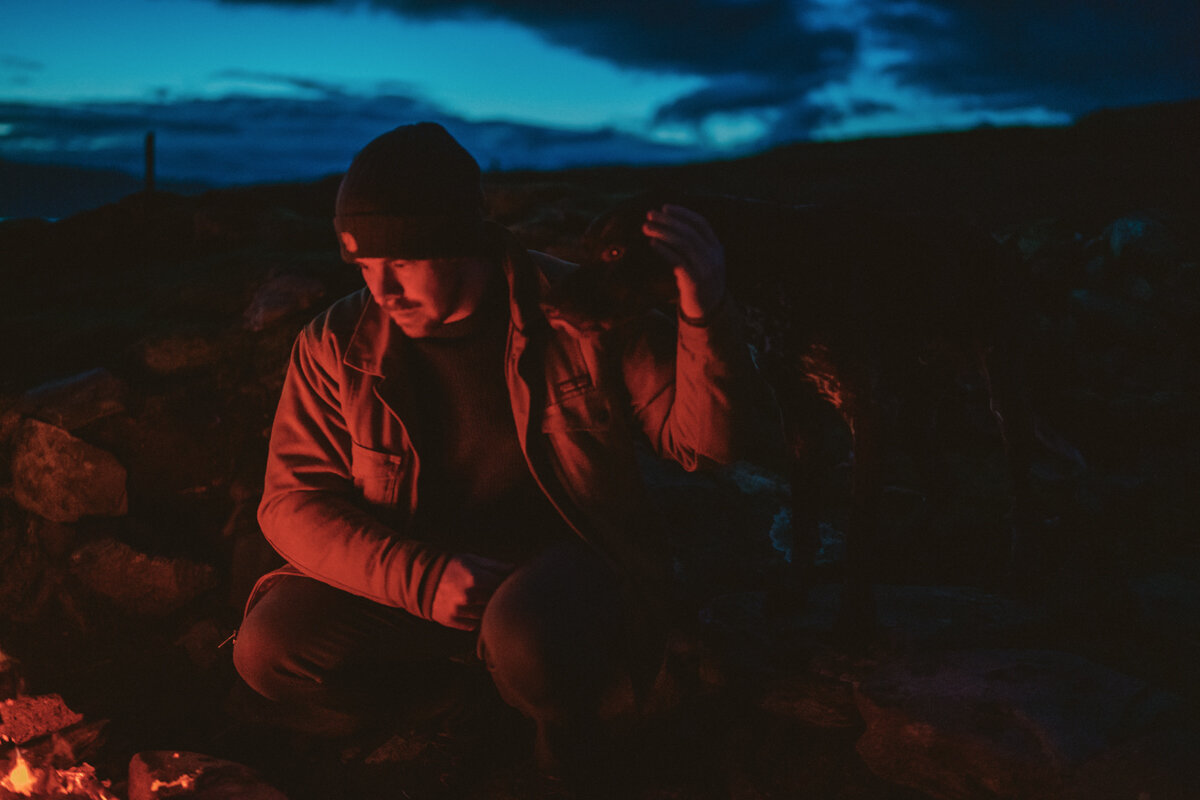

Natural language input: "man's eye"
[601,246,625,262]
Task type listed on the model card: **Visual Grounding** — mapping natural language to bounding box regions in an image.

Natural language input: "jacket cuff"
[677,291,731,329]
[415,547,453,621]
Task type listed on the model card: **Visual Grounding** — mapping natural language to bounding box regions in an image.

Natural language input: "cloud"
[199,0,1198,149]
[0,92,711,185]
[869,0,1200,114]
[210,0,859,140]
[211,69,349,96]
[215,0,858,82]
[653,76,810,125]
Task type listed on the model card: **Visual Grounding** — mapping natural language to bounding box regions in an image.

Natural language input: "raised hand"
[642,204,728,320]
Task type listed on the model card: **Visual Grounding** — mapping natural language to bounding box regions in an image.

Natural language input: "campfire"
[1,747,118,799]
[1,681,118,800]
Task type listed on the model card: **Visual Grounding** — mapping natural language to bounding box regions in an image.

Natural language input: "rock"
[137,333,223,374]
[70,538,216,617]
[174,619,229,670]
[0,694,84,744]
[241,273,326,332]
[10,418,128,522]
[854,649,1187,800]
[757,671,860,729]
[18,367,126,430]
[1104,216,1175,263]
[129,751,288,800]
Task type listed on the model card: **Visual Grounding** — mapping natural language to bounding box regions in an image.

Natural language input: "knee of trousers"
[479,579,626,720]
[232,606,315,702]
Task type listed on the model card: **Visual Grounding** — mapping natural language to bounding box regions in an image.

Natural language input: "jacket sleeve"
[257,327,451,617]
[617,294,784,471]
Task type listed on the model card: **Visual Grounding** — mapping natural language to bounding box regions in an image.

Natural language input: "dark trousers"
[232,540,661,771]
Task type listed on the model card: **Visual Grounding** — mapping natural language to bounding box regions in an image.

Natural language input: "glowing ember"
[0,747,119,800]
[2,749,36,795]
[151,773,197,792]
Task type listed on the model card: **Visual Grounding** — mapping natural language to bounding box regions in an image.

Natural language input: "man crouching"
[233,122,781,787]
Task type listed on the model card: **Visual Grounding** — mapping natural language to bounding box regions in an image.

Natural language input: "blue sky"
[2,0,1197,185]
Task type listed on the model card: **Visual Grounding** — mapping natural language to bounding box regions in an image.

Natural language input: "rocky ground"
[1,105,1199,798]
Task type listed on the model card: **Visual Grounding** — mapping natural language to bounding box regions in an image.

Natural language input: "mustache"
[382,296,421,311]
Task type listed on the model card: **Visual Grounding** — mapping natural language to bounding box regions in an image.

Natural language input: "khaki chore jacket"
[255,223,780,620]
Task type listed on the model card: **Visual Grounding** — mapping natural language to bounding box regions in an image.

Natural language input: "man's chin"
[390,312,439,338]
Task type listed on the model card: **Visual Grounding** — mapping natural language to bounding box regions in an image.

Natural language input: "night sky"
[2,0,1197,186]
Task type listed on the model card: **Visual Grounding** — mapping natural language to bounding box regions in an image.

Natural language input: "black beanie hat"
[334,122,486,261]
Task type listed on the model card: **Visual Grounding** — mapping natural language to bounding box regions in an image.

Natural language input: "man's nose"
[374,270,404,302]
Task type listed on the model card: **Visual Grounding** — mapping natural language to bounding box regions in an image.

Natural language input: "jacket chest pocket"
[350,441,408,507]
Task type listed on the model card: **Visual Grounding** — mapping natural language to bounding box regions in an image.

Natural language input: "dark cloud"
[653,76,810,125]
[210,0,858,141]
[871,0,1200,114]
[214,0,857,81]
[846,99,898,116]
[0,93,710,186]
[212,69,349,96]
[649,75,844,147]
[200,0,1199,151]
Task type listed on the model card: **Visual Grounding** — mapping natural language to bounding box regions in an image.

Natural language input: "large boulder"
[10,418,127,522]
[17,367,127,431]
[70,537,216,617]
[854,649,1191,800]
[136,332,224,375]
[241,273,327,332]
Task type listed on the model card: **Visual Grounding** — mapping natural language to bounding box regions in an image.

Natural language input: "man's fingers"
[658,205,720,247]
[644,223,705,269]
[648,238,687,268]
[643,208,721,269]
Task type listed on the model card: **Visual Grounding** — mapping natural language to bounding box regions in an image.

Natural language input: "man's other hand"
[430,553,515,630]
[642,204,727,320]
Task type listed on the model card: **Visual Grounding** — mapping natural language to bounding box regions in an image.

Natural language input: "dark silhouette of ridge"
[0,158,209,220]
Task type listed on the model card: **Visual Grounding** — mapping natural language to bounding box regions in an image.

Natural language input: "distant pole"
[144,131,156,195]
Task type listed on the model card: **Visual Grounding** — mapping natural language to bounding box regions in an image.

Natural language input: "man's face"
[354,256,493,337]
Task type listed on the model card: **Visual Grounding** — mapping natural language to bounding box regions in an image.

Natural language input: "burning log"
[1,747,119,799]
[1,693,115,799]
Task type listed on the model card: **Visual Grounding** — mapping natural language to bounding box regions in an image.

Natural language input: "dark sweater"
[406,281,568,562]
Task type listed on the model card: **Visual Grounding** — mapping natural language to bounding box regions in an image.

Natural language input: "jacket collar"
[341,221,551,377]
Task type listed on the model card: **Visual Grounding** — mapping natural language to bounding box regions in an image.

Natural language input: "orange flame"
[1,747,119,799]
[1,749,36,796]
